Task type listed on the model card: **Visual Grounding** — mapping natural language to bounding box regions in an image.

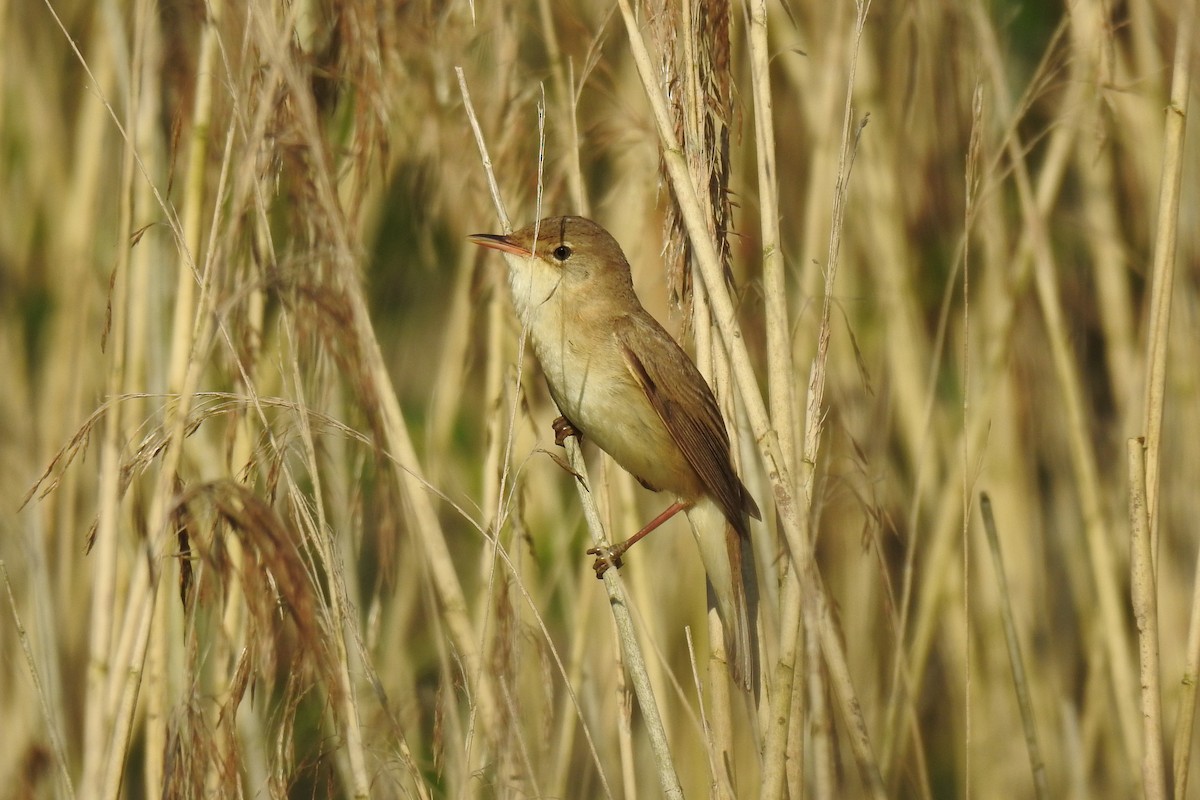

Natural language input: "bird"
[469,215,761,689]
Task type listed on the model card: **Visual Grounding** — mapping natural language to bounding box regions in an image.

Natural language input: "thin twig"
[687,626,734,800]
[1141,0,1195,564]
[1129,440,1166,800]
[457,65,683,800]
[3,562,76,800]
[979,495,1050,799]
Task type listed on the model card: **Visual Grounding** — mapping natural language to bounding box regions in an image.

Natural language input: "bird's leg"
[588,500,691,578]
[552,416,581,446]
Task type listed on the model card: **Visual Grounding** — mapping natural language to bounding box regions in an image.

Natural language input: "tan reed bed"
[1,1,1196,797]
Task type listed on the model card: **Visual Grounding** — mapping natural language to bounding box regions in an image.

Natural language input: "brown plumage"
[470,216,760,689]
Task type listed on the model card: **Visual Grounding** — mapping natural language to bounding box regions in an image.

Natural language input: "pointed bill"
[468,233,532,257]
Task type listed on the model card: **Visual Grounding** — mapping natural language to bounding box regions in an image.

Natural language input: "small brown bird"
[470,216,761,689]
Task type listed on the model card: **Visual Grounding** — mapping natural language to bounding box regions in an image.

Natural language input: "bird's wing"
[613,313,759,535]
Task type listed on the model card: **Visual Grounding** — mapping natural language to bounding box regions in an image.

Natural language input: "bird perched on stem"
[470,216,761,690]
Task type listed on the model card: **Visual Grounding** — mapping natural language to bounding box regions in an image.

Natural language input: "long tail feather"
[686,497,759,692]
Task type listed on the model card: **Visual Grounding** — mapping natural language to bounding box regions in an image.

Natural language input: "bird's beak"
[468,233,532,257]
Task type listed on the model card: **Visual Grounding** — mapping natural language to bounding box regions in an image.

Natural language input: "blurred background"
[1,0,1197,797]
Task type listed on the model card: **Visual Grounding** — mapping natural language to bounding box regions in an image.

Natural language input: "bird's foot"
[552,416,580,446]
[584,503,688,578]
[586,545,624,578]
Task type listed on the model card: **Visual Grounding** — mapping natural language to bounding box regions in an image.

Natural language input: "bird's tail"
[685,497,760,693]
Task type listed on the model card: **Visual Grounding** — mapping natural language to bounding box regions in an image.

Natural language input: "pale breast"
[531,322,701,499]
[514,270,704,500]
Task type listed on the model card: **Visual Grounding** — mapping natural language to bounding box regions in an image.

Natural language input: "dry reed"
[3,0,1197,798]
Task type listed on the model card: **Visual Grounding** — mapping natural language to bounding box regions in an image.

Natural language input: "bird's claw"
[586,546,623,578]
[553,416,580,447]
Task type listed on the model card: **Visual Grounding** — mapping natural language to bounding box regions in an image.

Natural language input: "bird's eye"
[552,245,572,262]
